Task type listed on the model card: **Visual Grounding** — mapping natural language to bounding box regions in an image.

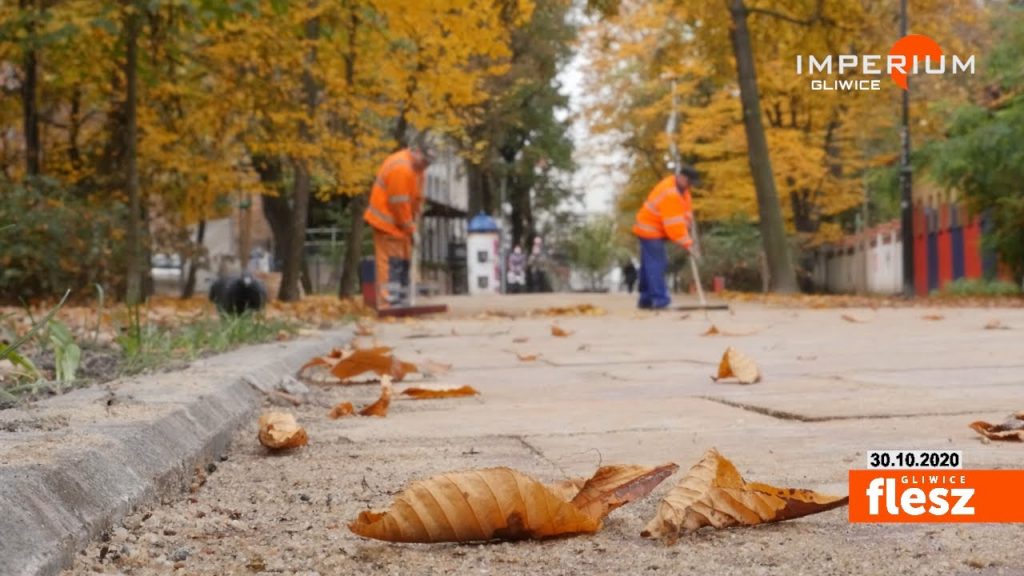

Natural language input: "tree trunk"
[21,0,40,176]
[181,219,206,299]
[261,190,292,275]
[338,194,366,297]
[727,0,798,293]
[68,87,83,171]
[337,7,364,298]
[467,163,494,215]
[123,3,144,305]
[278,10,319,301]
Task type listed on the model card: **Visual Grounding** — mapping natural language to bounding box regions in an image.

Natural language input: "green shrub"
[939,278,1021,297]
[0,177,127,302]
[681,216,764,292]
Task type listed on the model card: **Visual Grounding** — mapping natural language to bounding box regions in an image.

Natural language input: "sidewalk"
[61,294,1024,575]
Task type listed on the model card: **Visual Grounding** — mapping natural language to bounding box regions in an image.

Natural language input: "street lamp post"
[899,0,915,297]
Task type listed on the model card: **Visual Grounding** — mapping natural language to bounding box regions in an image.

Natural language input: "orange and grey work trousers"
[373,229,411,309]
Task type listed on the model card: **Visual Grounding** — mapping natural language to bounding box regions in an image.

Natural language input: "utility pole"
[899,0,915,297]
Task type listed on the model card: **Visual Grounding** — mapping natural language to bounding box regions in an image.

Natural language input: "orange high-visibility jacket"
[363,149,423,239]
[632,175,694,248]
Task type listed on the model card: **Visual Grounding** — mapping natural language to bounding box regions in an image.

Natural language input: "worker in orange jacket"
[363,144,432,308]
[632,166,699,309]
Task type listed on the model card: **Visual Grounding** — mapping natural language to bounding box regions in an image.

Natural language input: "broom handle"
[689,255,707,307]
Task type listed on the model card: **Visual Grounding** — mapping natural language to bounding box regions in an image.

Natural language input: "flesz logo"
[849,470,1024,523]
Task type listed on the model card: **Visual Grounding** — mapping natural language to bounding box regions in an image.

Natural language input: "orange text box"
[849,470,1024,523]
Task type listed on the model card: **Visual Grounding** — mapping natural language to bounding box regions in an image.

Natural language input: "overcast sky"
[558,16,628,216]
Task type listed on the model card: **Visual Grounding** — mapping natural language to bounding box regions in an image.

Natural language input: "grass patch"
[118,312,298,376]
[3,311,299,406]
[938,278,1021,297]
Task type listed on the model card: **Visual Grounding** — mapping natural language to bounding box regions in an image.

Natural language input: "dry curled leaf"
[298,346,346,374]
[257,412,308,450]
[350,467,600,542]
[328,402,355,419]
[642,449,847,538]
[569,463,679,521]
[922,314,945,321]
[359,377,393,417]
[299,346,417,382]
[701,325,720,336]
[551,325,573,337]
[401,385,479,399]
[969,411,1024,442]
[349,463,673,543]
[517,352,540,362]
[712,347,761,384]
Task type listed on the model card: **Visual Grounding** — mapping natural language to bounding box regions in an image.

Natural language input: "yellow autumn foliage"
[582,0,988,243]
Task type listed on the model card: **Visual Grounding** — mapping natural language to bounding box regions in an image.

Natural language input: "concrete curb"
[0,331,348,576]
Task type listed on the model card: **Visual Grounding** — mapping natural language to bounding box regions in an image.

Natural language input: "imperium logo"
[795,34,975,92]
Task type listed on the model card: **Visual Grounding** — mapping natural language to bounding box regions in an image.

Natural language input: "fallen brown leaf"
[328,402,355,419]
[336,348,417,382]
[517,353,541,362]
[349,463,673,543]
[297,347,346,374]
[299,346,418,382]
[922,314,945,321]
[359,377,393,417]
[570,463,679,521]
[257,412,308,450]
[350,467,599,542]
[702,324,761,337]
[401,385,479,399]
[712,347,761,384]
[642,449,847,538]
[551,325,573,337]
[969,411,1024,442]
[532,304,605,317]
